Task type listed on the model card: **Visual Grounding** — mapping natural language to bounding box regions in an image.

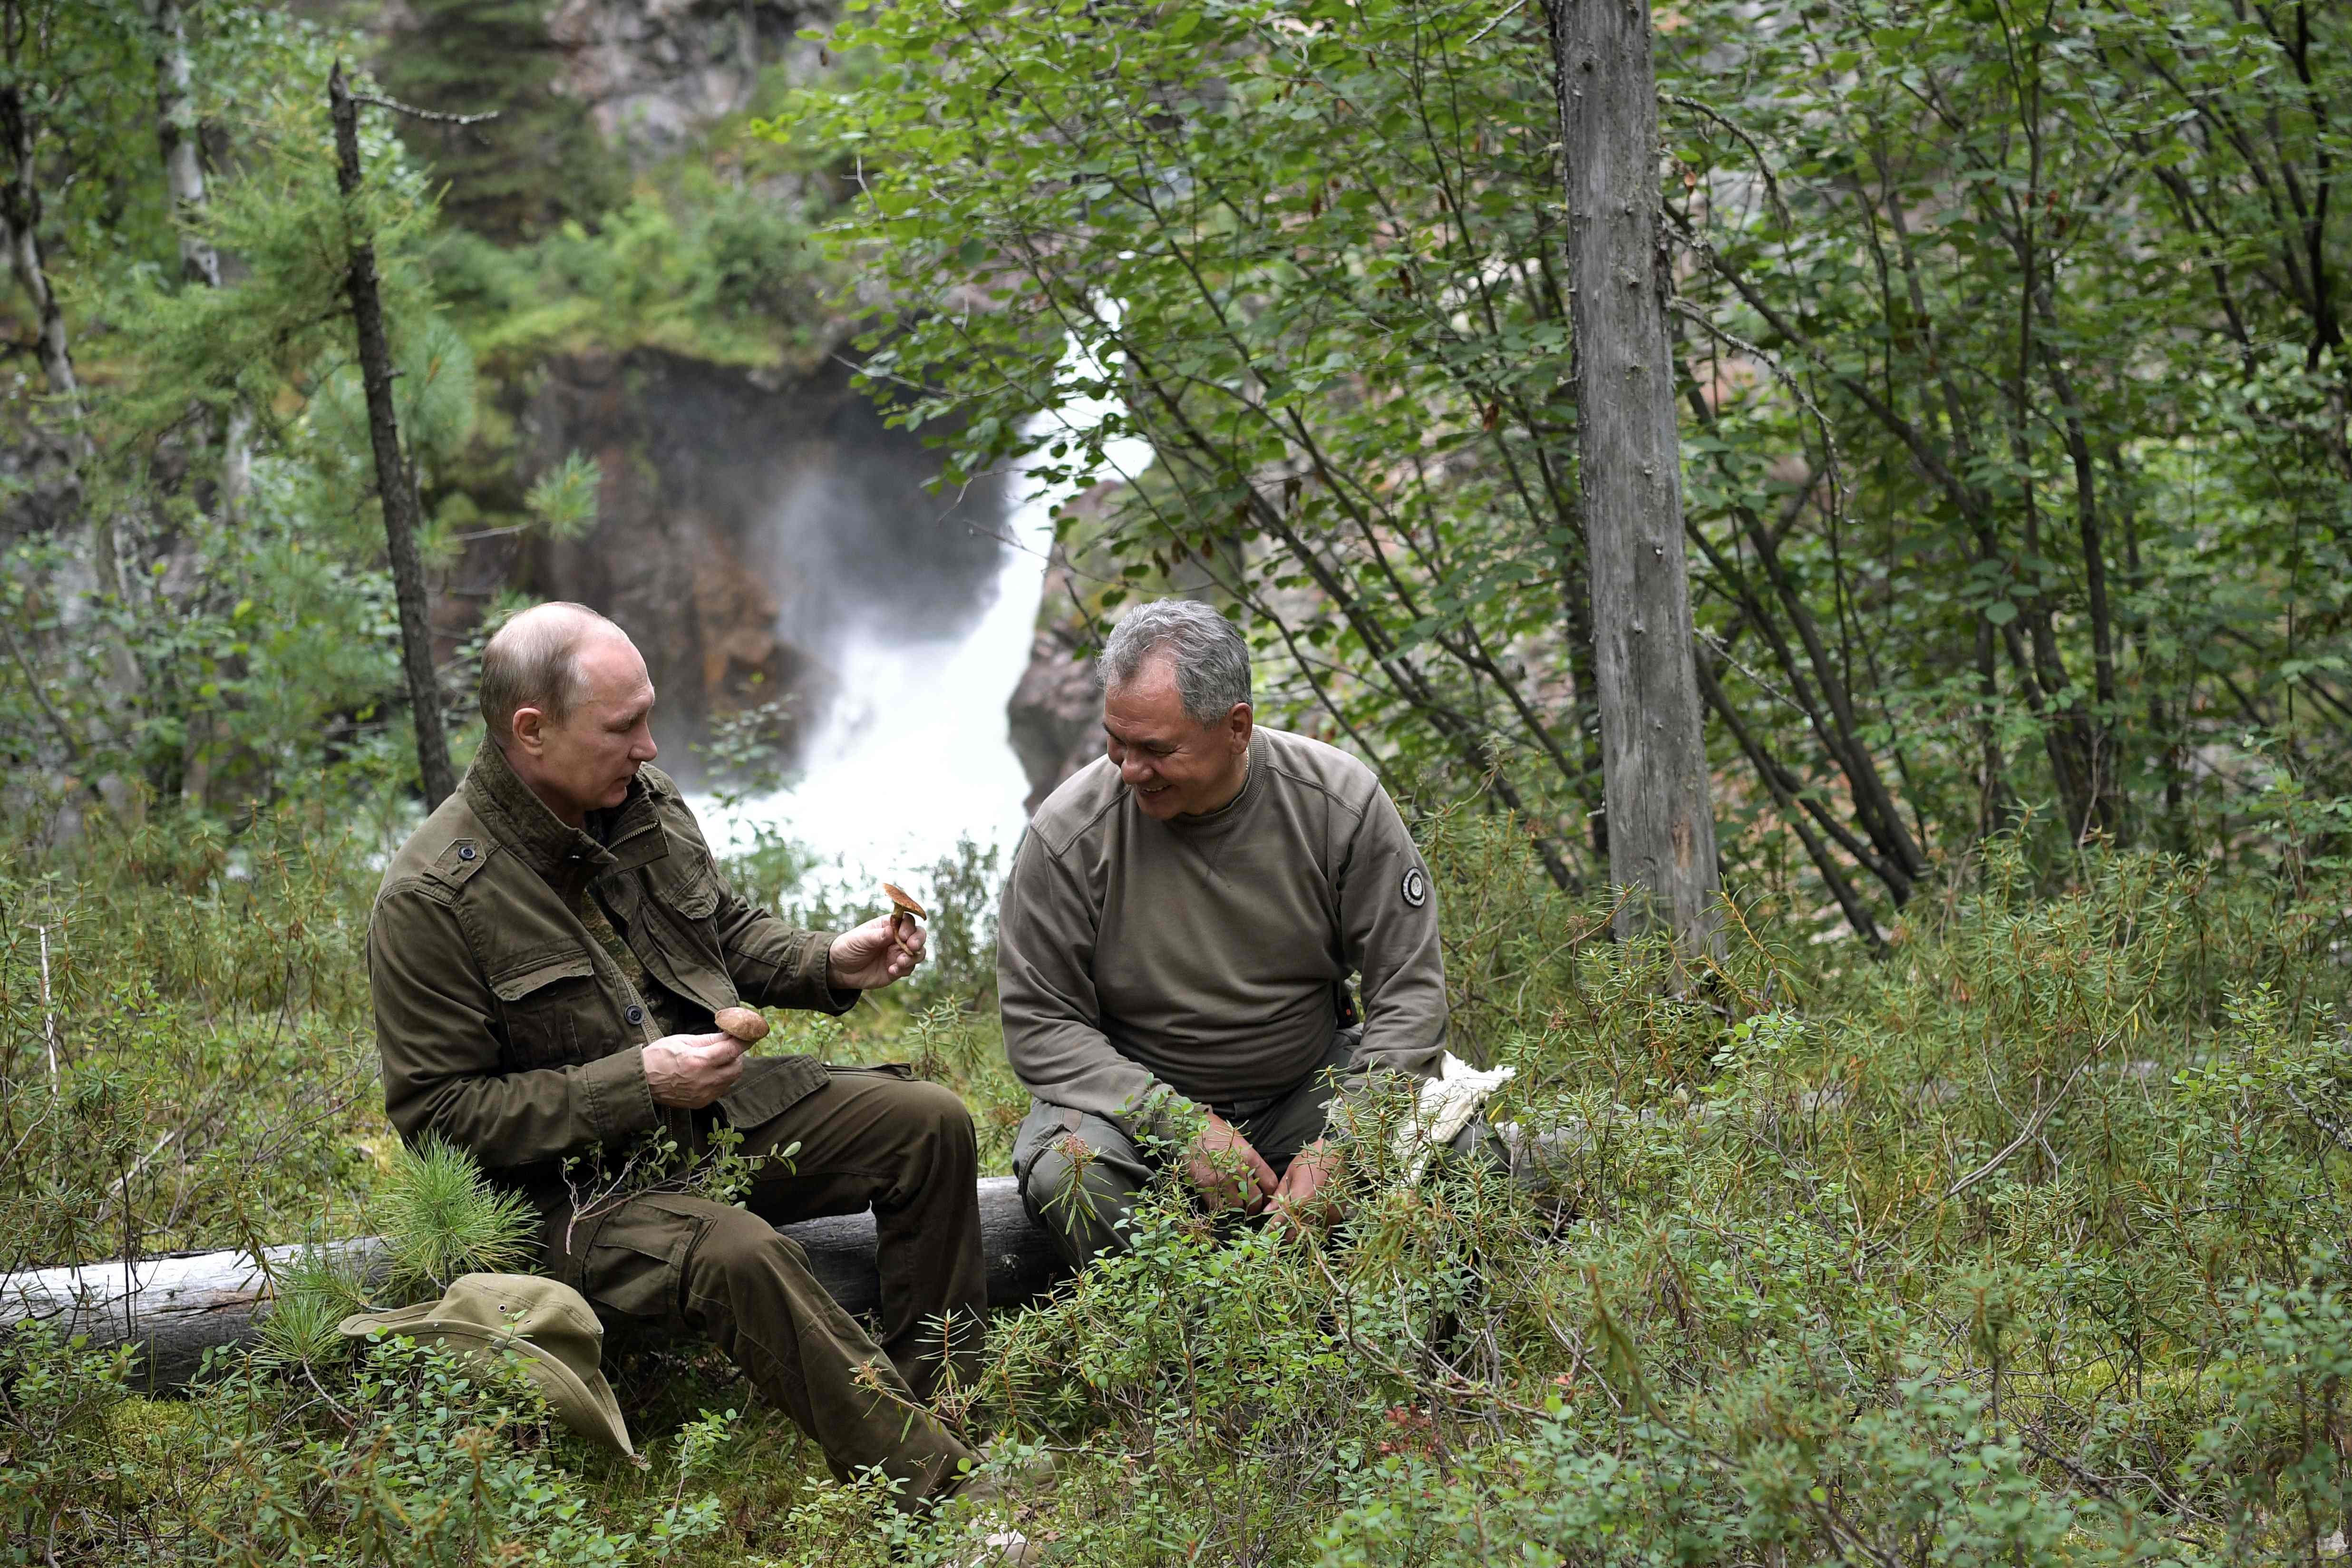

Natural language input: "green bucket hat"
[337,1273,633,1457]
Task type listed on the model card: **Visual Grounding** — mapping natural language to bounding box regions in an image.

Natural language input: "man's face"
[511,634,659,824]
[1102,656,1251,820]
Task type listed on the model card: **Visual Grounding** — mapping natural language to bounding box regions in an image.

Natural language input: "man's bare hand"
[1186,1112,1278,1214]
[643,1031,744,1109]
[827,913,927,991]
[1269,1139,1344,1239]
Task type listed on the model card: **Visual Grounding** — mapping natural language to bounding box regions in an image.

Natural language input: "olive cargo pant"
[1012,1030,1503,1268]
[554,1066,985,1502]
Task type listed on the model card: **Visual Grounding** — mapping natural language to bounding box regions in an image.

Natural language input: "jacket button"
[457,844,476,861]
[624,1004,644,1025]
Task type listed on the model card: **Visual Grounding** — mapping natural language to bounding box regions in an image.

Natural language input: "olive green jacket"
[367,742,852,1202]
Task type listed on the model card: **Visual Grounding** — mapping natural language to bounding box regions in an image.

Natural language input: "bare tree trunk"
[1545,0,1722,971]
[330,64,456,811]
[0,86,77,410]
[147,0,251,518]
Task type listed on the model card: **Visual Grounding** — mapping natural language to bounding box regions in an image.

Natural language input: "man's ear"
[1227,701,1254,752]
[510,706,547,755]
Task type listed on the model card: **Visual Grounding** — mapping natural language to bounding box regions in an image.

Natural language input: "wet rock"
[1006,555,1101,814]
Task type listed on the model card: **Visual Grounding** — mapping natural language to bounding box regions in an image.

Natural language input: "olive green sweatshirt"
[996,725,1448,1140]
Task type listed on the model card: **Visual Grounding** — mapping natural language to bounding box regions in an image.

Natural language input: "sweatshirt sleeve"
[1337,786,1449,1094]
[996,829,1192,1142]
[369,882,660,1169]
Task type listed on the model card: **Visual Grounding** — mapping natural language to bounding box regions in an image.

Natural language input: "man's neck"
[1180,744,1251,818]
[500,744,590,830]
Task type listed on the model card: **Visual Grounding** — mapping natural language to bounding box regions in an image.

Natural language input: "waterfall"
[690,363,1148,902]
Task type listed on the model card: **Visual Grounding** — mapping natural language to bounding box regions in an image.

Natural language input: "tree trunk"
[0,1133,1596,1391]
[1545,0,1723,971]
[329,65,456,811]
[147,0,251,520]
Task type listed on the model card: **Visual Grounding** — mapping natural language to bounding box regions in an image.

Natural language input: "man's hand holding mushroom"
[644,1005,773,1108]
[826,891,929,991]
[645,1030,749,1108]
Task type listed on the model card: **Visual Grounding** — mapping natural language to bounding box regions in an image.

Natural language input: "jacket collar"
[461,741,670,885]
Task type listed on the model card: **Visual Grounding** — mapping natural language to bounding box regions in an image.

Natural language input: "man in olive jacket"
[369,603,982,1503]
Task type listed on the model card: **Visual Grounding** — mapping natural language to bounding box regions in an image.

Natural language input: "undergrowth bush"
[6,798,2352,1564]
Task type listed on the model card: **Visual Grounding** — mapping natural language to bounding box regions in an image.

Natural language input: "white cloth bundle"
[1396,1052,1516,1182]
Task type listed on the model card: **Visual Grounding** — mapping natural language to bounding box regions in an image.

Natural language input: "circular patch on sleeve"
[1400,865,1428,907]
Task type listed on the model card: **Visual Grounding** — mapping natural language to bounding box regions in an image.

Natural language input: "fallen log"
[9,1097,1936,1393]
[2,1176,1065,1393]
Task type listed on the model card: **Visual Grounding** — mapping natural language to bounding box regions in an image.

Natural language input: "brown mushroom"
[713,1006,769,1044]
[882,882,927,949]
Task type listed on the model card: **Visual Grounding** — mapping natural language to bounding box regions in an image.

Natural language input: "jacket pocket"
[715,1053,828,1130]
[651,840,723,921]
[488,949,598,1068]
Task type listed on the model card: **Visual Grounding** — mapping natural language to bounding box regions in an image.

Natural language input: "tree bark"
[330,64,456,810]
[147,0,251,519]
[0,84,78,409]
[1545,0,1722,970]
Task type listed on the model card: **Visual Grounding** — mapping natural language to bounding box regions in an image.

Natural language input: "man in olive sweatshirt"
[997,598,1475,1266]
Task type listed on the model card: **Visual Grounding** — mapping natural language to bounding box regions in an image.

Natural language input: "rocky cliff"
[439,349,1008,784]
[383,0,1077,799]
[1004,548,1101,813]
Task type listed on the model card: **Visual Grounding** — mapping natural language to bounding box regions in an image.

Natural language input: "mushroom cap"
[713,1006,769,1043]
[881,882,929,920]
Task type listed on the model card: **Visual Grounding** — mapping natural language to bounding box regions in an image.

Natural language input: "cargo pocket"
[488,950,598,1068]
[575,1194,709,1326]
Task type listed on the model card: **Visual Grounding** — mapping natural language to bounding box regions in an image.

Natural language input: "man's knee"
[1021,1132,1144,1261]
[690,1206,812,1302]
[903,1077,977,1152]
[858,1074,978,1165]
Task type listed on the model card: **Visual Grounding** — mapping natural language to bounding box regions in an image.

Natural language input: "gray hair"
[479,601,624,745]
[1099,598,1251,725]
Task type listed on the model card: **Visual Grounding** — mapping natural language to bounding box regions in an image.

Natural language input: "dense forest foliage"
[3,0,2351,1563]
[817,0,2352,928]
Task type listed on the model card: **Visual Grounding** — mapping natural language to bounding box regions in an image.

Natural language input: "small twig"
[345,91,499,127]
[1865,1042,2109,1260]
[0,617,94,779]
[1662,94,1791,229]
[34,924,59,1092]
[1466,0,1528,45]
[1944,1054,2098,1202]
[2285,1081,2352,1153]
